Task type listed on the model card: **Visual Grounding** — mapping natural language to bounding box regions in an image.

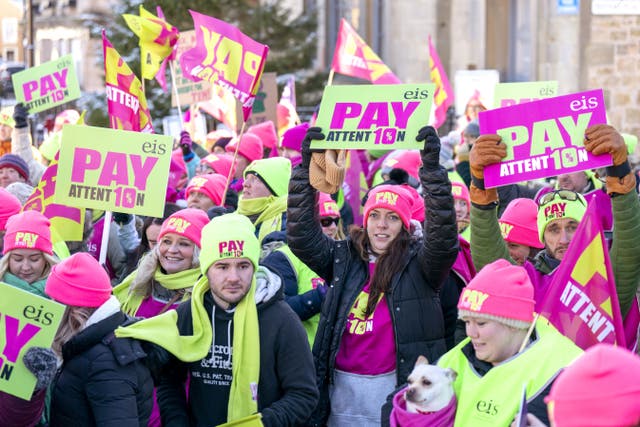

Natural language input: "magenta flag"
[428,35,453,128]
[539,196,626,350]
[180,10,269,122]
[342,151,367,225]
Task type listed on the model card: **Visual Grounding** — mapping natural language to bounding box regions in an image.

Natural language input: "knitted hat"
[243,157,292,197]
[0,154,29,181]
[546,344,640,427]
[226,133,264,163]
[0,187,21,231]
[318,192,340,218]
[3,210,53,255]
[464,120,480,138]
[157,208,210,248]
[45,252,112,307]
[186,174,228,207]
[199,153,235,178]
[499,198,544,249]
[205,129,234,151]
[363,184,414,230]
[0,107,15,128]
[382,150,421,180]
[199,213,260,274]
[457,259,535,329]
[247,120,278,149]
[451,182,470,211]
[281,123,310,152]
[537,191,587,242]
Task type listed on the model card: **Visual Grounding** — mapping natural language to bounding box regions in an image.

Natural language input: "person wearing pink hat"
[196,152,235,179]
[288,125,459,425]
[113,208,209,427]
[437,259,582,427]
[0,210,59,298]
[226,132,264,179]
[185,173,228,212]
[247,120,279,158]
[46,252,153,426]
[451,181,471,237]
[279,122,310,168]
[499,198,544,266]
[380,150,421,187]
[317,191,345,240]
[0,187,21,253]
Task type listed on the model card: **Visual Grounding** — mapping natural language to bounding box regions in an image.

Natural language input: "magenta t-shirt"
[335,262,396,375]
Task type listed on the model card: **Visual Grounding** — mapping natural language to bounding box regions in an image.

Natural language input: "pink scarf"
[390,387,456,427]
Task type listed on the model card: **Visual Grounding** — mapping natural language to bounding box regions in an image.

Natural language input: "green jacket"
[470,190,640,316]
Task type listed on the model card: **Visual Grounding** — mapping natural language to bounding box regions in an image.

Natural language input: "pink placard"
[479,89,612,188]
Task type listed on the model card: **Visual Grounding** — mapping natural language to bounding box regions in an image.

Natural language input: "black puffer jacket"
[287,158,458,425]
[50,311,153,427]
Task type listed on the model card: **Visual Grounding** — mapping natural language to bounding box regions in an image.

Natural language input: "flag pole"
[327,69,335,86]
[518,313,540,353]
[169,60,183,121]
[98,210,112,268]
[220,117,246,207]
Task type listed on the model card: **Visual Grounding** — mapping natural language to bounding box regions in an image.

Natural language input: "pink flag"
[179,10,269,122]
[428,35,454,128]
[331,18,401,84]
[342,151,367,225]
[539,196,626,350]
[102,31,154,132]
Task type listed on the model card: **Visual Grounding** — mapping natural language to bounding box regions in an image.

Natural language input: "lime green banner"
[12,55,81,113]
[492,81,559,108]
[55,125,172,217]
[0,282,65,399]
[311,83,435,150]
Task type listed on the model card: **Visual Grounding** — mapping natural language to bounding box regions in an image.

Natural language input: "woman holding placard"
[287,125,459,426]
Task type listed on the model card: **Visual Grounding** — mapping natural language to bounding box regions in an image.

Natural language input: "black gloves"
[301,127,324,169]
[113,212,133,225]
[417,126,441,169]
[13,103,29,129]
[23,347,58,391]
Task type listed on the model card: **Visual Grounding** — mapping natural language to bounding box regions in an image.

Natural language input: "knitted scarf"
[113,267,201,316]
[2,272,48,298]
[237,195,287,243]
[115,274,260,422]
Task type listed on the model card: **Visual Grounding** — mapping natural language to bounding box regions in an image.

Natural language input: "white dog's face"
[404,356,457,413]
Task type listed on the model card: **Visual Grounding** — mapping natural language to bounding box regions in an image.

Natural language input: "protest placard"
[480,89,612,188]
[55,125,172,217]
[493,81,559,108]
[12,55,81,113]
[0,282,65,399]
[311,83,434,150]
[172,30,212,107]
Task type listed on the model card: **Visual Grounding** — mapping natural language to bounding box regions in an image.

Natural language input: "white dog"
[404,355,457,414]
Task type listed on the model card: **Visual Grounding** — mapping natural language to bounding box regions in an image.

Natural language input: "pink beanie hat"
[0,188,21,231]
[458,259,535,329]
[247,120,278,149]
[186,174,227,206]
[45,252,111,307]
[383,150,421,180]
[158,208,210,248]
[226,133,264,163]
[200,153,235,178]
[363,184,414,230]
[451,182,470,211]
[546,344,640,427]
[318,192,341,218]
[4,210,53,255]
[499,198,544,249]
[281,123,310,152]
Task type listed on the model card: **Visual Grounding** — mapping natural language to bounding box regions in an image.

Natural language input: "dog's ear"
[445,368,457,382]
[415,355,430,367]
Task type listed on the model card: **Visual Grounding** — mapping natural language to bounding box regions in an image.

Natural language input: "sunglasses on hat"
[538,190,586,207]
[320,217,340,227]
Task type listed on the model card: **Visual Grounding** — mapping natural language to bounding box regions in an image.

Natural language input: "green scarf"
[113,267,201,316]
[237,195,287,243]
[115,275,261,422]
[2,272,48,299]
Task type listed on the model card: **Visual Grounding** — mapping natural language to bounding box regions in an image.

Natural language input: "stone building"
[0,0,24,63]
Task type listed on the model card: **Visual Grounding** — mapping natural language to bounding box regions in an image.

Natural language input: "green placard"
[311,83,435,150]
[12,55,81,113]
[55,125,172,217]
[0,282,65,399]
[492,81,559,109]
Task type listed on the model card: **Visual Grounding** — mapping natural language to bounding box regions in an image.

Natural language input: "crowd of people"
[0,92,639,427]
